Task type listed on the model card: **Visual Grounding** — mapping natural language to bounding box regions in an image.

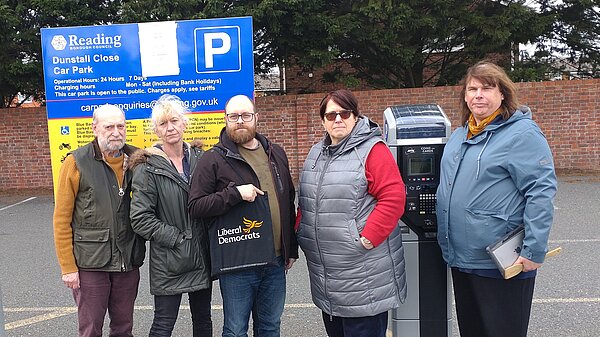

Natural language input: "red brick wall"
[0,107,53,191]
[1,79,598,191]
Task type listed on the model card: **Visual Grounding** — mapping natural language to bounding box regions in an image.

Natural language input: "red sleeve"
[294,206,302,232]
[361,142,406,247]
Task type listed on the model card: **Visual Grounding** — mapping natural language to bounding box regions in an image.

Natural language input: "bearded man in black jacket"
[188,94,298,337]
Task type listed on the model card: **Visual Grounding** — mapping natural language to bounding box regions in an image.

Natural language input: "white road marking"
[4,299,598,330]
[4,307,76,330]
[0,197,37,212]
[3,303,317,330]
[549,239,600,243]
[533,297,600,304]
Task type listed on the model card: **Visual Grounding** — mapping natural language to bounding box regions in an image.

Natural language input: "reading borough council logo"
[51,35,67,51]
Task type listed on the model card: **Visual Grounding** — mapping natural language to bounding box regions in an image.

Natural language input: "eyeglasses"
[226,112,255,123]
[324,110,353,121]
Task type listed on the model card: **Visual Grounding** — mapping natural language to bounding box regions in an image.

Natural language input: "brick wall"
[1,79,598,191]
[0,107,53,191]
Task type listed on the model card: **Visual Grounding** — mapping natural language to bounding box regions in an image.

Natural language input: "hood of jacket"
[464,106,532,139]
[309,116,382,169]
[129,139,203,170]
[323,116,382,154]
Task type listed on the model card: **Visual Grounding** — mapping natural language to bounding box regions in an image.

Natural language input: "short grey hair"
[92,104,125,123]
[150,94,190,129]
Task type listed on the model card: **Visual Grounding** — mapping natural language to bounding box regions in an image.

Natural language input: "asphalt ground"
[0,175,599,337]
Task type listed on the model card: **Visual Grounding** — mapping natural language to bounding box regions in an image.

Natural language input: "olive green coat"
[130,141,211,295]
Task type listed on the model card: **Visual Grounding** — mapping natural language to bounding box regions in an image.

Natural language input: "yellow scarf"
[467,108,502,139]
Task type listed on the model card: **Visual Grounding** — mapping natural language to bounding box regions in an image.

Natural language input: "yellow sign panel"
[47,112,225,191]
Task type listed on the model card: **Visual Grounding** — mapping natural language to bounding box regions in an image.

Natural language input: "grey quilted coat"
[297,117,407,317]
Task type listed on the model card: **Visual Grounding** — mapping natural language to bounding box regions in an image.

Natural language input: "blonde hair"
[150,94,189,131]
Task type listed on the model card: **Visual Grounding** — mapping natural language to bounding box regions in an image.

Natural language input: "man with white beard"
[53,104,145,337]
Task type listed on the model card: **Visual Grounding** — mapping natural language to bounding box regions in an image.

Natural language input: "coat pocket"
[166,235,196,275]
[465,209,509,262]
[73,228,111,269]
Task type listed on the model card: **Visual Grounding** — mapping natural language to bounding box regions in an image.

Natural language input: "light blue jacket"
[436,107,557,269]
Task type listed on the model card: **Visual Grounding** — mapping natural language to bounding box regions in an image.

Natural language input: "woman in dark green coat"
[130,94,212,337]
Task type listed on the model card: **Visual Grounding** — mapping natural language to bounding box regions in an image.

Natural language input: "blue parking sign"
[41,16,255,120]
[195,26,242,73]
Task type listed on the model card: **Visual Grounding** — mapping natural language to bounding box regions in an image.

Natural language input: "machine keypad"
[418,193,436,214]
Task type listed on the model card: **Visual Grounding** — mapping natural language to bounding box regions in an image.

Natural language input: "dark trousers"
[149,288,213,337]
[322,311,388,337]
[451,268,536,337]
[73,269,140,337]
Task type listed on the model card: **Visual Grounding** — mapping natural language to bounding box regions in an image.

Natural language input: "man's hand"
[236,184,264,202]
[62,271,80,289]
[286,258,297,271]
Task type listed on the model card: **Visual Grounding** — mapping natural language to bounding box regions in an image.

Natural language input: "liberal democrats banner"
[41,17,254,190]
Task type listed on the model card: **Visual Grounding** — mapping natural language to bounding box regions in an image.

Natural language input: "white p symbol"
[204,32,231,69]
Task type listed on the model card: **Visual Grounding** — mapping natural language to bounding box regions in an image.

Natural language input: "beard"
[226,124,256,144]
[98,137,125,152]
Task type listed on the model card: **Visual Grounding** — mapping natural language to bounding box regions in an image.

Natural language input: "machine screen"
[408,157,433,176]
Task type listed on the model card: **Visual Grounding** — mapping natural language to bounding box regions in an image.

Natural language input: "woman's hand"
[360,236,374,250]
[514,256,542,272]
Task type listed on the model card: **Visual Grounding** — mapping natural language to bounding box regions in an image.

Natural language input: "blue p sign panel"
[195,26,241,74]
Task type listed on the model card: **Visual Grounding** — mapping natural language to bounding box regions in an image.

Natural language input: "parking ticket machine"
[383,104,452,337]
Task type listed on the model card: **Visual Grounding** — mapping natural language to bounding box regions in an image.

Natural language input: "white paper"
[138,21,180,78]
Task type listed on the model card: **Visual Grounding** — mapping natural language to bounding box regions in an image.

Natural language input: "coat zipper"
[267,146,288,262]
[314,147,334,310]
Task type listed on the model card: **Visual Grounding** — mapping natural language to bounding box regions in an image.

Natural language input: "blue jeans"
[219,256,286,337]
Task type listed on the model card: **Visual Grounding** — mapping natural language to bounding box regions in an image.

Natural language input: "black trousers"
[149,288,213,337]
[322,311,388,337]
[451,268,536,337]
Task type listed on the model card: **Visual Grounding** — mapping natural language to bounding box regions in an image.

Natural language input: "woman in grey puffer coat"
[130,94,211,337]
[297,90,407,337]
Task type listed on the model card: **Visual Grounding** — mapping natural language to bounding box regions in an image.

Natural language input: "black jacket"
[130,141,211,295]
[188,128,299,263]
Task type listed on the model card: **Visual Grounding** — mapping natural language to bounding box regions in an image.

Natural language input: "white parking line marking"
[548,238,600,243]
[5,307,76,330]
[3,303,318,330]
[4,303,316,314]
[3,299,597,331]
[0,197,37,212]
[533,297,600,304]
